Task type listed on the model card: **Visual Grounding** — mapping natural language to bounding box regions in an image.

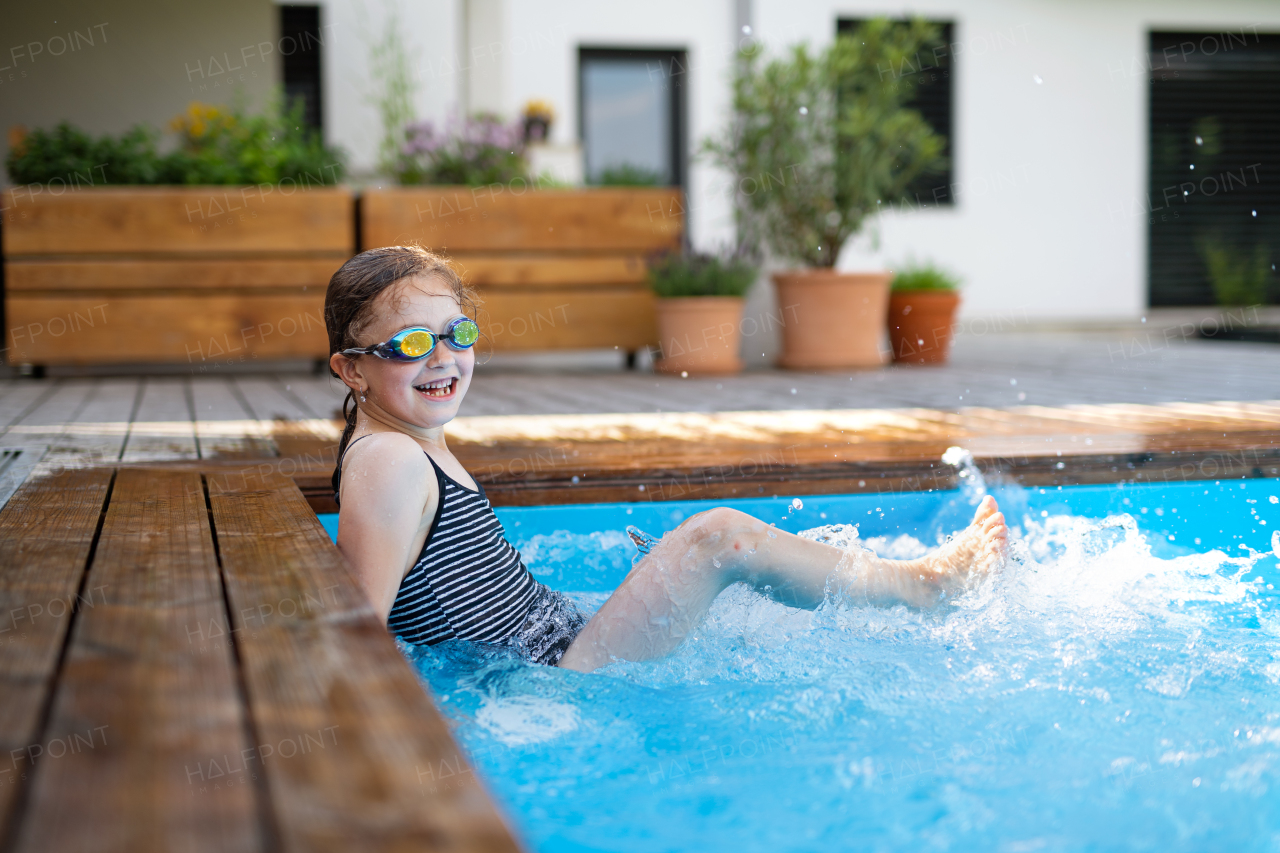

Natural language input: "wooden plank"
[0,469,113,840]
[207,472,520,852]
[481,289,656,351]
[12,469,261,853]
[120,379,198,463]
[32,378,142,471]
[2,187,355,256]
[5,257,347,292]
[449,253,647,288]
[274,376,348,422]
[233,377,316,423]
[0,382,58,428]
[190,379,274,460]
[6,294,327,365]
[362,187,682,252]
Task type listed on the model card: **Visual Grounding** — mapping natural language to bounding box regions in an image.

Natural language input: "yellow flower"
[523,99,555,122]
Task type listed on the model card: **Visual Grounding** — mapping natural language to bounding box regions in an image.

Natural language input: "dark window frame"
[577,47,689,188]
[836,18,955,206]
[279,5,325,133]
[1147,29,1280,307]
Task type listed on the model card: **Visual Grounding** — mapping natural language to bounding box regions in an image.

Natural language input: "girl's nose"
[426,342,456,368]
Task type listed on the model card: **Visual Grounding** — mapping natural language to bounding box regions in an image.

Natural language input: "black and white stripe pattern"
[388,459,540,646]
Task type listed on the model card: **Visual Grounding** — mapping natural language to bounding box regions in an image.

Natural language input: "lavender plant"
[395,113,528,186]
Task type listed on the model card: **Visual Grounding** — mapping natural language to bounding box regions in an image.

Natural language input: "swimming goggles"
[340,318,480,362]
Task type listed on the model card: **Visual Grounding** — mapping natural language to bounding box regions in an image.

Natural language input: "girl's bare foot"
[880,496,1008,606]
[919,495,1007,597]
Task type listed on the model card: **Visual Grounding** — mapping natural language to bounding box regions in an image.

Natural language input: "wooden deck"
[0,465,519,852]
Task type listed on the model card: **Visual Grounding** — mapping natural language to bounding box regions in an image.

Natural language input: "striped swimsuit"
[338,439,588,665]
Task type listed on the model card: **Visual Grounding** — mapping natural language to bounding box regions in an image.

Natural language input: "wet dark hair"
[324,245,478,500]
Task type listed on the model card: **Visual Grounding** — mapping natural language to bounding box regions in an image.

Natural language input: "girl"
[329,246,1009,673]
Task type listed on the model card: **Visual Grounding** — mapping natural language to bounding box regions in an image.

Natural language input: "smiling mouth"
[414,377,457,398]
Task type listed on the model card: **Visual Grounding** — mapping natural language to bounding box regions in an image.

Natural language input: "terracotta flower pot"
[771,270,892,369]
[887,290,961,364]
[653,296,745,375]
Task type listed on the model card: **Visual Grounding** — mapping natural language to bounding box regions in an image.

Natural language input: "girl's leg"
[558,497,1007,672]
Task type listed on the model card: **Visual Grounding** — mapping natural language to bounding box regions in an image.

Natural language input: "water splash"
[942,445,987,505]
[626,525,660,559]
[411,491,1280,853]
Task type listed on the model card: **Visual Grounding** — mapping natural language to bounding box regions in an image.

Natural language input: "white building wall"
[315,0,460,186]
[319,0,1280,330]
[758,0,1280,323]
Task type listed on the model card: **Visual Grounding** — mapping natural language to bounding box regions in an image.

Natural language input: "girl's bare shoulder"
[341,432,433,495]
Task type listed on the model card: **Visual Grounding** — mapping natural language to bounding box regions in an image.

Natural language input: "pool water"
[319,477,1280,852]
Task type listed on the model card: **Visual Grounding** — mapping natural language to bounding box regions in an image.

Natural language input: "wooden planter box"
[360,187,683,355]
[2,186,354,366]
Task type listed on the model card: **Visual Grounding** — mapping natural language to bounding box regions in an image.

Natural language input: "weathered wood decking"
[0,466,519,853]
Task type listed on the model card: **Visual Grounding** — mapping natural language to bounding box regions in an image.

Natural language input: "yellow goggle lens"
[398,330,435,358]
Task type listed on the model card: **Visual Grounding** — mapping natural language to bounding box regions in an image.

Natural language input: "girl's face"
[342,275,475,430]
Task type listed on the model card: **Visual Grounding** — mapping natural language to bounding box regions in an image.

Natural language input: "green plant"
[1197,235,1271,306]
[892,262,960,292]
[705,18,947,268]
[367,5,418,175]
[164,98,344,185]
[7,123,167,185]
[647,252,758,298]
[396,113,527,186]
[593,163,663,187]
[5,98,345,186]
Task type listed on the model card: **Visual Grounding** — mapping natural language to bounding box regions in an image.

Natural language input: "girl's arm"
[333,433,437,621]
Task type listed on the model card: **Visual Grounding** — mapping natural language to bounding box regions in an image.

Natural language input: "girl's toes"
[972,496,998,524]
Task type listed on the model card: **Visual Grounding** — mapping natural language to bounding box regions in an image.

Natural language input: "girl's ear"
[330,352,366,393]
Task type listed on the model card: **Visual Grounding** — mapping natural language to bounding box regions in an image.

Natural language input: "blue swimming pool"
[320,476,1280,852]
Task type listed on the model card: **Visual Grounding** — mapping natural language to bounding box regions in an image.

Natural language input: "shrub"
[7,124,167,186]
[648,252,758,298]
[396,113,527,186]
[164,100,344,185]
[5,98,345,186]
[705,18,947,268]
[1197,235,1272,306]
[892,262,960,292]
[593,163,663,187]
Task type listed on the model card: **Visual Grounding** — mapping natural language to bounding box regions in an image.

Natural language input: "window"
[279,5,324,131]
[836,19,955,205]
[1148,30,1280,306]
[578,48,687,186]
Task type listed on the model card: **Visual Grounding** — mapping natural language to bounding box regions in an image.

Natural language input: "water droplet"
[741,24,752,34]
[790,388,797,394]
[1033,74,1043,84]
[1252,210,1258,217]
[1010,378,1017,385]
[798,106,809,115]
[1189,164,1195,170]
[681,371,688,377]
[791,498,804,511]
[712,558,722,568]
[571,475,580,484]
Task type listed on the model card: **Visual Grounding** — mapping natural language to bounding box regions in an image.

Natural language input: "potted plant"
[647,252,756,375]
[888,263,962,364]
[705,18,946,369]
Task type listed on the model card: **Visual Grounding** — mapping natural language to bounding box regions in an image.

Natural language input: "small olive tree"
[706,18,948,268]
